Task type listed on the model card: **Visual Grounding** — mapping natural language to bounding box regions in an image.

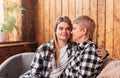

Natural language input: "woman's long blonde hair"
[53,16,73,67]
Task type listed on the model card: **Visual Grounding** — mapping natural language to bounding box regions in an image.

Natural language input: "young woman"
[19,16,74,78]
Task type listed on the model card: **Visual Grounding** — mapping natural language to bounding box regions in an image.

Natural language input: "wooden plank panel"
[44,0,50,42]
[62,0,68,16]
[106,0,113,56]
[89,0,97,43]
[56,0,62,17]
[50,0,56,40]
[113,0,120,59]
[21,0,36,41]
[76,0,82,17]
[82,0,89,16]
[68,0,76,19]
[97,0,105,47]
[36,0,44,45]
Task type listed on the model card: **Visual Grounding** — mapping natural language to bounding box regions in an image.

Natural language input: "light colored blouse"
[49,44,70,78]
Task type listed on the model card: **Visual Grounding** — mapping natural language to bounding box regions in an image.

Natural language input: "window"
[0,0,23,43]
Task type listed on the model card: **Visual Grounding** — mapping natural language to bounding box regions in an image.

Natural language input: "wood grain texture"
[50,0,56,40]
[113,0,120,59]
[44,0,50,42]
[68,0,76,19]
[4,0,120,59]
[62,0,69,16]
[34,0,44,45]
[89,0,97,42]
[97,0,106,48]
[106,0,113,57]
[56,0,62,17]
[76,0,82,17]
[35,0,120,59]
[82,0,89,16]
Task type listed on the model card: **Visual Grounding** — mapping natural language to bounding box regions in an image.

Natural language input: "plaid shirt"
[19,39,103,78]
[19,39,73,78]
[60,38,103,78]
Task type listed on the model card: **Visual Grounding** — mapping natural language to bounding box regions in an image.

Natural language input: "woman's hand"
[96,47,107,59]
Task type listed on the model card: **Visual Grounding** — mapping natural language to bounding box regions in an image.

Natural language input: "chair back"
[0,52,35,78]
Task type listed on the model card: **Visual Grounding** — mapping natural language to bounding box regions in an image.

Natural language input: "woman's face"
[71,23,83,42]
[56,22,71,42]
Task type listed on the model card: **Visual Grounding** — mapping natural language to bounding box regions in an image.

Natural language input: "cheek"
[55,31,59,37]
[73,30,77,34]
[73,30,80,37]
[74,34,78,38]
[56,29,60,34]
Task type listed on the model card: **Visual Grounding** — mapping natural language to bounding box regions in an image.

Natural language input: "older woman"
[60,16,108,78]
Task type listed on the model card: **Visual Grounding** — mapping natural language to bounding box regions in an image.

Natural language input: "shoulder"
[37,40,54,52]
[85,39,97,49]
[79,38,97,49]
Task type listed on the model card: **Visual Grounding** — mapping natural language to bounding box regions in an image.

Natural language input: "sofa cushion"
[97,57,120,78]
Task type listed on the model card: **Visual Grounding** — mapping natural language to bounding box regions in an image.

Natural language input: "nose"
[62,29,67,33]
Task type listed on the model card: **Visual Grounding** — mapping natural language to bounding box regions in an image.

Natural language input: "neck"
[77,35,89,43]
[57,40,67,48]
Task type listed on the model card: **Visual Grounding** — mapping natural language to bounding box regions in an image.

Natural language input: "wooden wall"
[35,0,120,59]
[21,0,37,41]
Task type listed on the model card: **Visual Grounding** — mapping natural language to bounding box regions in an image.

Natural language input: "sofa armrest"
[97,57,120,78]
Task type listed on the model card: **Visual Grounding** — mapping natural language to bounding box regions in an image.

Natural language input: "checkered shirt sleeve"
[19,41,54,78]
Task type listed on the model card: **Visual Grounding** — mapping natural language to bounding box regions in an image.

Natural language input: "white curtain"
[0,0,4,30]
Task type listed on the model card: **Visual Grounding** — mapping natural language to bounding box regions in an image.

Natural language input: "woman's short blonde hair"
[72,15,95,39]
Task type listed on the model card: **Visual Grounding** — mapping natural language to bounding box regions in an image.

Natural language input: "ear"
[82,27,87,35]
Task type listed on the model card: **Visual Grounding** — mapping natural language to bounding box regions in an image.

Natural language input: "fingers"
[96,47,106,59]
[96,51,102,56]
[97,47,105,52]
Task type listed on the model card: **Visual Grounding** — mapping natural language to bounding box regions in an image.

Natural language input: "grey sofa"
[0,52,120,78]
[0,52,35,78]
